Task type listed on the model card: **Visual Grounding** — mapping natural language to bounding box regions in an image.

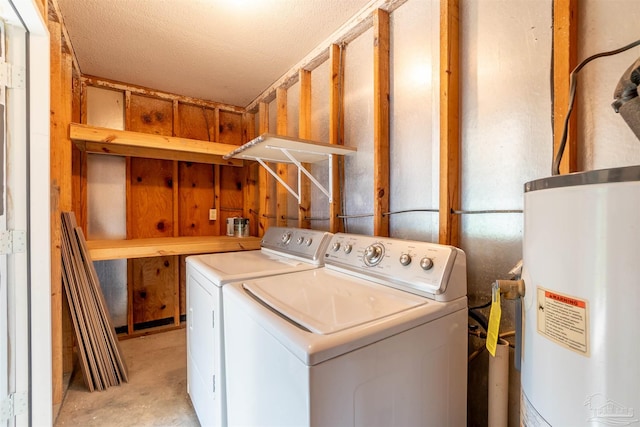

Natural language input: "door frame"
[10,1,50,425]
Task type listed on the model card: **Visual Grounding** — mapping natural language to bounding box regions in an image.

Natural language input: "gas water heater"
[520,42,640,425]
[520,166,640,425]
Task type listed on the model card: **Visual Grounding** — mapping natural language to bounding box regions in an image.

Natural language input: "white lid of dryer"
[185,227,333,286]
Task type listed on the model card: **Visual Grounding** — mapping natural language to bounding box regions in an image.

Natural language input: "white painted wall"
[343,27,374,235]
[389,0,440,242]
[577,0,640,170]
[460,1,552,424]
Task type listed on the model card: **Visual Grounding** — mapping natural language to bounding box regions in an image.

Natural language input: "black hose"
[468,308,488,332]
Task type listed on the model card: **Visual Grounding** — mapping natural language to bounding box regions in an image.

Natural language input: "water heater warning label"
[537,287,589,356]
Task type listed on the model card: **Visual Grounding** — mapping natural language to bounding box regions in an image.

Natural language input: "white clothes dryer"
[185,227,333,427]
[223,233,468,427]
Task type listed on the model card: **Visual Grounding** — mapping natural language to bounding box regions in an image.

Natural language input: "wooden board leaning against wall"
[74,77,256,336]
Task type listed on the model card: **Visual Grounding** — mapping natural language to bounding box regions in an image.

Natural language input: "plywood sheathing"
[127,94,177,332]
[176,103,219,237]
[438,0,461,247]
[131,256,177,326]
[553,0,578,174]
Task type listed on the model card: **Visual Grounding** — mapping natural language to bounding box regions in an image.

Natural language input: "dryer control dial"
[331,242,341,252]
[420,257,434,270]
[296,236,304,245]
[281,232,292,244]
[363,243,385,266]
[343,244,353,254]
[399,253,412,266]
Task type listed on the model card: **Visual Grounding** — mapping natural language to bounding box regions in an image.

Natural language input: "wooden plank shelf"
[69,123,244,166]
[86,236,262,261]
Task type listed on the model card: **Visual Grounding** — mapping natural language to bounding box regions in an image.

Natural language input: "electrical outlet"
[209,209,217,221]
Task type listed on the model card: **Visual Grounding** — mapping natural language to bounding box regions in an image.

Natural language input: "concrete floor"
[55,328,200,427]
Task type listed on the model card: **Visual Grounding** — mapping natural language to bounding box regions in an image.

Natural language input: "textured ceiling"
[56,0,372,107]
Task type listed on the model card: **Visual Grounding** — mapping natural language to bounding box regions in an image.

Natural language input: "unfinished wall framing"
[74,76,257,339]
[47,0,603,425]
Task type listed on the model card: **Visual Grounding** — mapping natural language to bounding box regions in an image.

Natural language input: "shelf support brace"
[255,158,301,203]
[277,148,333,203]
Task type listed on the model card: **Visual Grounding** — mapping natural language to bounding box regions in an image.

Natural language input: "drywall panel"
[460,1,552,425]
[577,0,640,170]
[343,28,374,235]
[87,155,126,239]
[310,60,331,231]
[86,86,126,239]
[86,86,127,329]
[389,0,439,242]
[86,86,124,130]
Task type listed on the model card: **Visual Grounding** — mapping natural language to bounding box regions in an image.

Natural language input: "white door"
[0,2,29,426]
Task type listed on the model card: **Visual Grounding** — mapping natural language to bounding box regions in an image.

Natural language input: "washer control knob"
[343,244,353,254]
[305,238,313,246]
[420,257,434,270]
[281,232,292,244]
[332,242,341,252]
[363,243,385,266]
[296,236,304,245]
[399,253,412,266]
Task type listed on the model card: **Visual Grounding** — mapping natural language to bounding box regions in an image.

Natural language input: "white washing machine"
[185,227,333,427]
[223,233,468,427]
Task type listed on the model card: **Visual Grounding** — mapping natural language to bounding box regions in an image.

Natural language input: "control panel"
[261,227,333,262]
[324,233,466,301]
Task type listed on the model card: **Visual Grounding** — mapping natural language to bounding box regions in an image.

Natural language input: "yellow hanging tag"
[486,282,501,357]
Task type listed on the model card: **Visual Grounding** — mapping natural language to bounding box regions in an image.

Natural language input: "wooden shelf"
[86,236,262,261]
[70,123,244,166]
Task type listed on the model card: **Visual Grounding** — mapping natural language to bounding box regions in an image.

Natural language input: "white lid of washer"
[242,268,428,334]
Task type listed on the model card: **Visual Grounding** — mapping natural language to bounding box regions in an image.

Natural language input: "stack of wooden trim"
[61,211,129,391]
